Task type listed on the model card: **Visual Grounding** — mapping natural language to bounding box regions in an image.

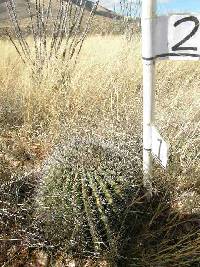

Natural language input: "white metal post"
[142,0,156,195]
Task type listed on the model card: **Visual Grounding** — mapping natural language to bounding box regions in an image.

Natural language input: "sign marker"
[152,126,169,169]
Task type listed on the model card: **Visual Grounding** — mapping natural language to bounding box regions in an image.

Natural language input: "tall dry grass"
[0,35,199,265]
[1,35,198,188]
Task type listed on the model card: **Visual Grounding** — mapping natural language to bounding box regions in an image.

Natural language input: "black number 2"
[172,16,199,52]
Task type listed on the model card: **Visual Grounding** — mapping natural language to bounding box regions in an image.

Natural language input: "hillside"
[0,0,124,36]
[0,0,120,26]
[0,0,34,22]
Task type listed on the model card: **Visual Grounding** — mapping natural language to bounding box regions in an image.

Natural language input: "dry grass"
[0,35,199,266]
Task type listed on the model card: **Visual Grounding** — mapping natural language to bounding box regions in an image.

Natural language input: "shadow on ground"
[118,190,200,267]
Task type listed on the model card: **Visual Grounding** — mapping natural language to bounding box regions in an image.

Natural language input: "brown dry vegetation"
[0,35,200,266]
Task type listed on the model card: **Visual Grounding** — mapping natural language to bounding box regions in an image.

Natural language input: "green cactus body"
[80,171,102,252]
[36,137,142,258]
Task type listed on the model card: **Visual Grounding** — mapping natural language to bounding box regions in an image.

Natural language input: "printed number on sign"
[169,14,200,59]
[172,16,199,52]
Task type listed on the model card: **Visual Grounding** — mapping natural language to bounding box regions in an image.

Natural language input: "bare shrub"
[119,0,141,41]
[6,0,99,83]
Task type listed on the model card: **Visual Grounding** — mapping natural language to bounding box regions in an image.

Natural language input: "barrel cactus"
[36,136,142,259]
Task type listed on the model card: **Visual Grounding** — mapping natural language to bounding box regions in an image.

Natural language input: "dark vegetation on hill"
[72,0,121,19]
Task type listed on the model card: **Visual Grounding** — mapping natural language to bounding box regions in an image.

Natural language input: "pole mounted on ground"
[141,0,200,197]
[142,0,156,196]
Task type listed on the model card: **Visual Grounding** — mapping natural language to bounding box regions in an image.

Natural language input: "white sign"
[152,127,169,168]
[142,14,200,60]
